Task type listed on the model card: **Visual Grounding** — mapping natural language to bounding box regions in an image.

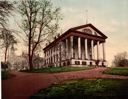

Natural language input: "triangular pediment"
[70,23,107,38]
[76,27,102,37]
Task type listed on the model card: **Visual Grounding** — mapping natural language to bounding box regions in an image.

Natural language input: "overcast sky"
[1,0,128,66]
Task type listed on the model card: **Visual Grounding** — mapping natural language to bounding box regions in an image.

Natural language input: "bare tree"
[16,0,61,70]
[0,29,17,62]
[0,0,17,69]
[0,0,13,27]
[113,52,128,67]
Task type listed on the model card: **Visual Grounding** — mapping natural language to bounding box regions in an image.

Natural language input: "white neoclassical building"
[43,23,107,67]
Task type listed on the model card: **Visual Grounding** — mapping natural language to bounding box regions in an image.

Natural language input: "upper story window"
[82,28,92,34]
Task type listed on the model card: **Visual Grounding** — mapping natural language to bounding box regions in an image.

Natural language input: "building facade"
[43,24,107,67]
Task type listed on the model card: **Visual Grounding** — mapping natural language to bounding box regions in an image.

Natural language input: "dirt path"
[2,67,128,99]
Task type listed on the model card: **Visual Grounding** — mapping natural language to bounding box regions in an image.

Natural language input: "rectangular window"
[75,61,80,65]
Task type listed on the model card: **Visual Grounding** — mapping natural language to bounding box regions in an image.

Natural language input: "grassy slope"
[21,67,92,73]
[31,79,128,99]
[104,67,128,76]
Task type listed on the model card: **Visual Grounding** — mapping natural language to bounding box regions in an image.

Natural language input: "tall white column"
[53,48,54,63]
[49,49,51,63]
[59,43,62,61]
[58,45,60,62]
[58,45,59,62]
[66,38,68,59]
[48,50,50,64]
[49,49,51,64]
[91,40,94,59]
[56,46,57,62]
[85,39,88,59]
[51,48,53,63]
[47,51,48,64]
[78,37,81,59]
[97,41,100,60]
[102,42,106,61]
[45,52,46,63]
[71,36,74,58]
[93,45,95,60]
[55,47,56,62]
[54,46,56,62]
[48,51,49,64]
[50,49,51,64]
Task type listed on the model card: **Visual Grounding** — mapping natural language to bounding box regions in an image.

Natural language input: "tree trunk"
[28,38,33,70]
[29,54,33,70]
[28,30,33,70]
[28,9,32,70]
[4,46,8,63]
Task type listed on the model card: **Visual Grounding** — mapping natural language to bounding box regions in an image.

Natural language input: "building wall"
[44,37,107,67]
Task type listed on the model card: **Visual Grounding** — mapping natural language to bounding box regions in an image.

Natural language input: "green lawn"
[21,67,93,73]
[104,67,128,76]
[30,79,128,99]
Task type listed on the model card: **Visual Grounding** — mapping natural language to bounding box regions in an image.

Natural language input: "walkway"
[2,67,128,99]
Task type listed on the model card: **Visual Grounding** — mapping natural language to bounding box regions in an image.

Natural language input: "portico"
[43,23,107,67]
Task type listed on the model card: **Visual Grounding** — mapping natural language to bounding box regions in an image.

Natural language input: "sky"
[1,0,128,66]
